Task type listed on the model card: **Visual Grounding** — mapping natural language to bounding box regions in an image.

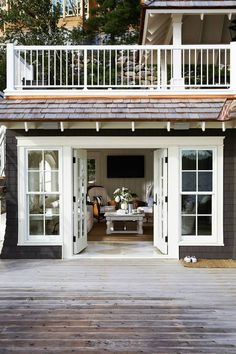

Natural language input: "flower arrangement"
[113,187,133,204]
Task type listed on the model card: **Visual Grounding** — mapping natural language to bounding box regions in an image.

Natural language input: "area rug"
[181,259,236,268]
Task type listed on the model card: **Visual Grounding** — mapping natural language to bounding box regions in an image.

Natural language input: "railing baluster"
[157,48,160,89]
[84,48,87,89]
[115,49,117,87]
[97,49,99,87]
[225,49,227,86]
[139,49,142,87]
[47,49,50,87]
[30,50,33,87]
[121,50,124,86]
[133,49,135,86]
[145,49,147,87]
[213,49,215,86]
[53,49,56,87]
[109,49,112,87]
[219,49,221,85]
[200,49,203,86]
[206,49,209,86]
[188,49,191,87]
[77,49,80,86]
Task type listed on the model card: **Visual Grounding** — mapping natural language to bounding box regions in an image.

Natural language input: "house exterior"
[1,0,236,259]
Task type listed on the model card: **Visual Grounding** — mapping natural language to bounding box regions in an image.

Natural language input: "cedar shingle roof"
[0,98,228,122]
[144,0,236,8]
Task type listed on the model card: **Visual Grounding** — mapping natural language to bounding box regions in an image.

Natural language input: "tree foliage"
[0,0,141,91]
[0,0,69,45]
[86,0,141,44]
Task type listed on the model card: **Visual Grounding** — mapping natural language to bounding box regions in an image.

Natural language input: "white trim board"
[17,136,224,148]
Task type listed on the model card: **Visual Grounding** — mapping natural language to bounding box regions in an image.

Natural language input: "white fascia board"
[16,136,225,149]
[147,9,236,15]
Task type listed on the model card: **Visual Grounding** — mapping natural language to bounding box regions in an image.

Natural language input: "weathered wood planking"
[0,259,236,353]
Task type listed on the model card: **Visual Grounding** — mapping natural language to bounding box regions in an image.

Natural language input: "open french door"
[73,149,88,254]
[154,149,168,254]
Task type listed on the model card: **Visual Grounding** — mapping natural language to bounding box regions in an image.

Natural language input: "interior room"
[81,149,157,257]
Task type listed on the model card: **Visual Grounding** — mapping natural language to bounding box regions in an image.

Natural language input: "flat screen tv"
[107,155,145,178]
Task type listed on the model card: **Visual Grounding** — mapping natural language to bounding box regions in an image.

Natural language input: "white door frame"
[154,149,168,254]
[17,136,224,259]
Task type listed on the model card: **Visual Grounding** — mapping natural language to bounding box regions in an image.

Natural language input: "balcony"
[5,43,236,97]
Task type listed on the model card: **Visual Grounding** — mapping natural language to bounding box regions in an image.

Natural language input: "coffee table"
[104,211,145,235]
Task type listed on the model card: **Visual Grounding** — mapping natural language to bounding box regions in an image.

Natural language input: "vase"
[120,202,128,210]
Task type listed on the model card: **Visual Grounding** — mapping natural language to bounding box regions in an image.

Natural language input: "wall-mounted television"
[107,155,145,178]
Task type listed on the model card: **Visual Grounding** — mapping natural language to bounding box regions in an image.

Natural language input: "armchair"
[87,186,116,221]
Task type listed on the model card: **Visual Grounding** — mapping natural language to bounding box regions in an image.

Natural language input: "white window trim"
[18,146,63,246]
[179,145,224,246]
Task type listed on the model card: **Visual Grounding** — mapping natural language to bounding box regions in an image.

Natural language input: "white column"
[167,146,180,258]
[230,42,236,91]
[6,43,15,92]
[171,14,184,90]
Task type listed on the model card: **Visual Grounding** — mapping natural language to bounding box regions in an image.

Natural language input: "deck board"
[0,259,235,353]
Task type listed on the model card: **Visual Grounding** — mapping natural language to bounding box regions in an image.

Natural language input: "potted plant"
[113,187,133,210]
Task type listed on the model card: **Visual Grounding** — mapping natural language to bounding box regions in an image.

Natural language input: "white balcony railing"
[5,43,236,95]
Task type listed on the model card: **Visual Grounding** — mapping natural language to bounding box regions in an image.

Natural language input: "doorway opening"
[72,147,169,258]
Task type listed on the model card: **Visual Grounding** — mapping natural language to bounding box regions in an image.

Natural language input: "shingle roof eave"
[0,98,229,123]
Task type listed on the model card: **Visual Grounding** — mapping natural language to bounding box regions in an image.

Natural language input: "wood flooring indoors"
[0,259,236,353]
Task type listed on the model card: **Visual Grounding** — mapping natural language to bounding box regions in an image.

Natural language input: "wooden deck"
[0,259,236,353]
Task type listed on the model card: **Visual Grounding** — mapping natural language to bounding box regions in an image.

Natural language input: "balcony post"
[171,14,184,90]
[6,43,15,92]
[230,42,236,91]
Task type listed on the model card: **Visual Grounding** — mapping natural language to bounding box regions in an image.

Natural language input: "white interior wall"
[88,149,154,202]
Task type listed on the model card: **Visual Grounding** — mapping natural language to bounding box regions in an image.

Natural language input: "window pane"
[28,151,43,170]
[198,172,212,191]
[182,150,196,170]
[182,172,196,192]
[182,216,196,235]
[45,216,59,235]
[28,171,43,192]
[29,195,44,214]
[44,151,59,170]
[44,171,59,192]
[198,195,212,214]
[182,195,196,214]
[29,216,44,235]
[198,216,212,235]
[45,195,60,215]
[198,150,212,170]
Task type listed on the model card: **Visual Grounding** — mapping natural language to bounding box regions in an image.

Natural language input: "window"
[27,150,61,239]
[87,158,96,185]
[180,148,221,244]
[87,152,100,185]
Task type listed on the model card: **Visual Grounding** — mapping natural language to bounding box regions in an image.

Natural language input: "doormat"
[181,259,236,268]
